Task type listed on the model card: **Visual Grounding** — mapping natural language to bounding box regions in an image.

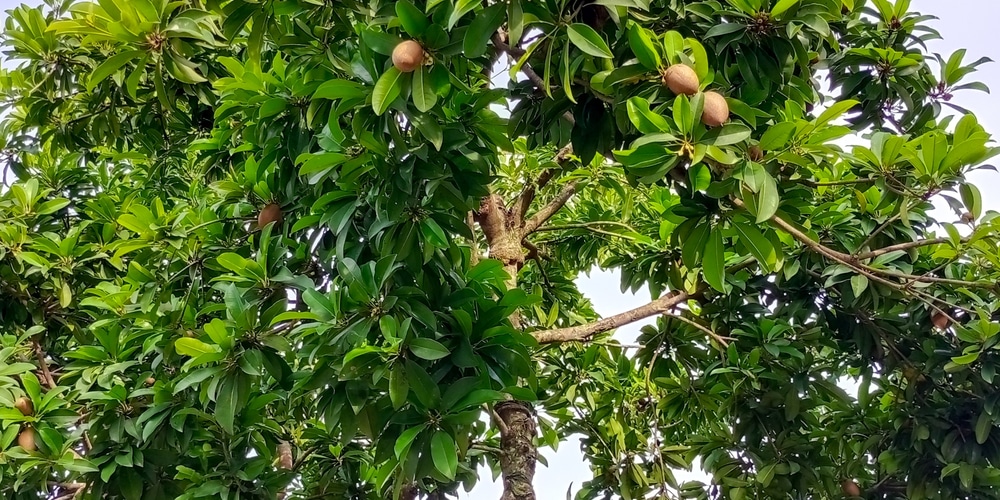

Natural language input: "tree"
[1,0,999,498]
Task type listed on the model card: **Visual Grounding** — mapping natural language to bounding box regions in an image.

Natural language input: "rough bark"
[477,194,536,499]
[496,401,537,500]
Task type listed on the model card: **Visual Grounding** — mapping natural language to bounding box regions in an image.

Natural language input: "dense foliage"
[1,0,999,499]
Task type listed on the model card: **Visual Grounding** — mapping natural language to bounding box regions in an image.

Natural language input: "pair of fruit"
[14,396,35,451]
[662,64,729,127]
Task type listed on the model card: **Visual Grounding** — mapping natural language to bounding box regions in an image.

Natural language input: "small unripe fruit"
[748,145,764,162]
[661,64,700,96]
[931,311,950,330]
[841,480,861,497]
[701,91,730,127]
[258,203,282,229]
[18,427,36,452]
[145,377,156,386]
[14,396,33,416]
[185,330,196,338]
[960,212,975,224]
[392,40,424,73]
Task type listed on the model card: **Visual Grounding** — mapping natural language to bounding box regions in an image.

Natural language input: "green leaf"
[975,410,992,444]
[626,97,669,133]
[757,463,776,486]
[313,79,367,101]
[412,66,437,112]
[759,122,797,150]
[815,99,859,127]
[703,227,726,292]
[373,67,404,115]
[389,364,409,409]
[259,97,286,119]
[409,338,450,360]
[770,0,799,17]
[394,424,425,459]
[567,24,613,59]
[960,183,982,219]
[88,50,144,92]
[430,431,459,480]
[215,377,238,434]
[175,337,219,357]
[463,3,505,58]
[395,0,429,36]
[448,0,478,29]
[952,352,979,365]
[700,123,751,146]
[851,274,869,297]
[627,23,660,70]
[732,222,776,272]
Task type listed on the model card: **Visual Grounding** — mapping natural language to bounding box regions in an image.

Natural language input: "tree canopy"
[1,0,1000,499]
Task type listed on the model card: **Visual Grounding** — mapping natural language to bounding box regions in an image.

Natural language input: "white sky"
[0,0,995,498]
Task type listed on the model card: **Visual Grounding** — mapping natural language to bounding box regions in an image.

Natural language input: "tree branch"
[491,33,575,126]
[521,181,578,236]
[32,338,56,389]
[533,290,691,343]
[854,237,961,261]
[515,144,573,221]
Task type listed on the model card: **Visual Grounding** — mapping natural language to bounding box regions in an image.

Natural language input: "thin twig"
[32,338,56,389]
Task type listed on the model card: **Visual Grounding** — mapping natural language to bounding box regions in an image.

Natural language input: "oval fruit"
[840,480,861,497]
[392,40,424,73]
[145,377,156,386]
[18,427,36,452]
[662,64,699,96]
[748,145,764,162]
[701,91,730,127]
[14,396,33,416]
[931,311,950,329]
[258,203,283,228]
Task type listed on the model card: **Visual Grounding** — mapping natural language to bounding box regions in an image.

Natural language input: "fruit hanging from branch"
[701,91,730,127]
[931,311,950,329]
[258,203,283,229]
[392,40,425,73]
[18,426,36,452]
[14,396,33,416]
[662,64,699,96]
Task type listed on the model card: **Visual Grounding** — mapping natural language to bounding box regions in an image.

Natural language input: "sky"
[0,0,996,498]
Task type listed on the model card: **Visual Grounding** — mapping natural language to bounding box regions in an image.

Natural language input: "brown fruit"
[661,64,699,96]
[701,91,730,127]
[931,311,950,329]
[18,427,36,452]
[748,145,764,162]
[392,40,424,73]
[145,377,156,386]
[258,203,283,229]
[841,480,861,497]
[960,212,975,224]
[14,396,33,416]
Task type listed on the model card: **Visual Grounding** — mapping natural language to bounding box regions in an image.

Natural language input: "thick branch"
[515,145,573,221]
[534,290,691,343]
[521,181,578,236]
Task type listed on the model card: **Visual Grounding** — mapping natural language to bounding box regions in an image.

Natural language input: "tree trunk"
[476,195,537,499]
[496,401,538,500]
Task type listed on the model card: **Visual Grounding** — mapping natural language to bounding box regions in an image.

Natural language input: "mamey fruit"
[748,145,764,161]
[701,91,730,127]
[145,377,156,386]
[258,203,283,228]
[841,480,861,497]
[14,396,33,416]
[392,40,424,73]
[662,65,699,95]
[18,427,36,452]
[961,212,975,223]
[931,311,950,329]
